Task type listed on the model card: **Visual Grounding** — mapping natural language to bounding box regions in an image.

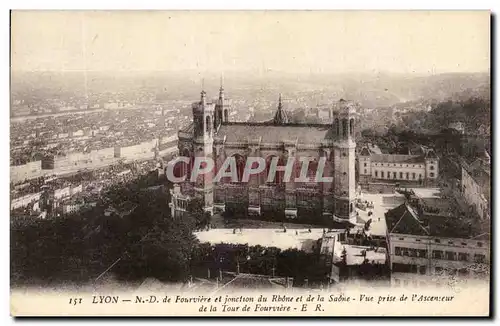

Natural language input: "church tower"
[192,89,215,215]
[332,99,357,224]
[273,93,290,125]
[214,77,231,131]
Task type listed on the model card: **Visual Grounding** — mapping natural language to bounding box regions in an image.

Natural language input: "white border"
[1,1,498,325]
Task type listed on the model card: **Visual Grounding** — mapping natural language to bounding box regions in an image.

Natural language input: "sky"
[11,10,491,75]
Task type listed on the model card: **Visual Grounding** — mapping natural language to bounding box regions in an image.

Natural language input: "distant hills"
[11,70,490,108]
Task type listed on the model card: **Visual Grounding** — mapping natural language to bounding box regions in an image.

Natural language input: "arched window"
[342,118,348,137]
[206,116,212,134]
[335,118,340,136]
[195,116,203,137]
[224,109,229,122]
[307,159,318,182]
[266,155,285,184]
[248,159,263,184]
[174,149,191,181]
[233,154,245,183]
[349,118,354,137]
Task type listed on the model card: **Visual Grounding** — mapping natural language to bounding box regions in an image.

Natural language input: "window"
[393,172,397,179]
[398,237,404,241]
[477,242,483,247]
[412,173,416,180]
[417,249,428,258]
[381,171,384,178]
[406,172,409,179]
[408,248,417,257]
[458,252,469,261]
[364,169,367,174]
[342,118,348,137]
[375,171,378,177]
[419,174,422,179]
[433,250,443,259]
[474,254,486,263]
[430,165,435,170]
[399,172,403,179]
[393,263,417,273]
[445,251,456,261]
[461,242,467,246]
[434,239,441,243]
[395,247,402,256]
[448,241,453,245]
[364,162,367,167]
[419,266,427,275]
[402,248,409,256]
[430,172,435,177]
[205,116,212,134]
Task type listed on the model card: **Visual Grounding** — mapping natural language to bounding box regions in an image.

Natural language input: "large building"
[385,200,490,288]
[358,146,439,185]
[460,151,491,220]
[169,86,358,224]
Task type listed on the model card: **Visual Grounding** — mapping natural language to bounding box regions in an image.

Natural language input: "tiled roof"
[371,154,425,164]
[385,202,429,236]
[386,202,490,239]
[217,123,335,144]
[180,122,194,134]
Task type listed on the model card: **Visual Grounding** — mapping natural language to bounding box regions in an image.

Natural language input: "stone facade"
[170,88,358,224]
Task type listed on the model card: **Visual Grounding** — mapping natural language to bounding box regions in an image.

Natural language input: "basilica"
[169,85,358,224]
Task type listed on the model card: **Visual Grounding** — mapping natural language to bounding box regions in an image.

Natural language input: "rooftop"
[385,202,490,239]
[370,154,425,164]
[217,123,335,144]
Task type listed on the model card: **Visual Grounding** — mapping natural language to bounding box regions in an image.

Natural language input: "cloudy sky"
[11,10,490,75]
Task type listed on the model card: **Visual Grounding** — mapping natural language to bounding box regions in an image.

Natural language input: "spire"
[200,89,206,106]
[273,93,289,125]
[219,74,224,100]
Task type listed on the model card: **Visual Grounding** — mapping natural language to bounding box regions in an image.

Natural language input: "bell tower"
[192,88,215,215]
[332,99,357,224]
[214,76,230,131]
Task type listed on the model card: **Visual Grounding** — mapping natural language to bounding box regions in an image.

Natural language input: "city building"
[448,121,465,134]
[385,201,490,288]
[170,85,359,224]
[358,146,439,185]
[460,151,491,220]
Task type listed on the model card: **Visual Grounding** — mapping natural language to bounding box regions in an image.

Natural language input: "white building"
[460,152,491,220]
[358,146,439,185]
[385,201,490,288]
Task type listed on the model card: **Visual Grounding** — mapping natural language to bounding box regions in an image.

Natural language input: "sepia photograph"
[9,10,491,317]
